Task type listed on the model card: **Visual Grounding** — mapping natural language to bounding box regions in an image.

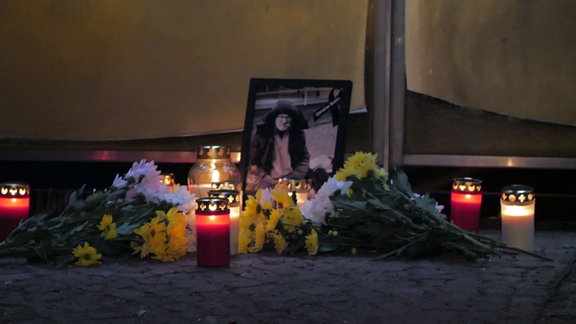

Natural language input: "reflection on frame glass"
[240,78,352,198]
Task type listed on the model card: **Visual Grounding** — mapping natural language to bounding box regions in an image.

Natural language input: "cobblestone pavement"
[1,230,575,324]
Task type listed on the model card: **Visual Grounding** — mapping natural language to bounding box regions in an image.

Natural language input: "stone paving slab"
[0,230,575,323]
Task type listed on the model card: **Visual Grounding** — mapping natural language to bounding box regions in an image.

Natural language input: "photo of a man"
[247,100,310,191]
[241,79,352,196]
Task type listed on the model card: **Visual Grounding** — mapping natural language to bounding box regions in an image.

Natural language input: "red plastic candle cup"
[0,182,30,241]
[450,178,482,232]
[195,197,230,267]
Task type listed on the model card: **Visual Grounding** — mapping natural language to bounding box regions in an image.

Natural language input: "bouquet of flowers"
[242,152,546,260]
[0,160,194,265]
[239,188,319,256]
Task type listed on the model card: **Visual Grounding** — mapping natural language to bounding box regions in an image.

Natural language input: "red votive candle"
[0,182,30,241]
[450,178,482,232]
[195,197,230,267]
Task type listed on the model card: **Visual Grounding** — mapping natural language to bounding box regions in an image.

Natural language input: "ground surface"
[1,230,575,323]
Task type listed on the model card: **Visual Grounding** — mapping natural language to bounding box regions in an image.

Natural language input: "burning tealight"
[195,197,230,267]
[208,190,241,255]
[0,182,30,241]
[450,177,483,232]
[500,184,535,251]
[276,178,309,208]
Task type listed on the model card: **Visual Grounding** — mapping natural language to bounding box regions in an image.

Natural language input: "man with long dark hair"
[247,100,310,192]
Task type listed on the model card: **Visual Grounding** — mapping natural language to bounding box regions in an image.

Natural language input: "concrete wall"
[0,0,367,140]
[406,0,576,125]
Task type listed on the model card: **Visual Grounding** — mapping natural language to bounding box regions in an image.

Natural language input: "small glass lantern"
[195,197,230,267]
[209,189,241,255]
[0,182,31,240]
[450,177,482,232]
[500,184,535,251]
[160,173,175,189]
[276,178,309,208]
[188,146,242,199]
[211,180,240,191]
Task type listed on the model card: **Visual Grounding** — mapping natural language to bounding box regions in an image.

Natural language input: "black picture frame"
[240,78,352,197]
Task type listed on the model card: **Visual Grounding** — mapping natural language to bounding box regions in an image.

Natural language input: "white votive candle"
[208,189,241,255]
[500,185,535,251]
[229,205,240,255]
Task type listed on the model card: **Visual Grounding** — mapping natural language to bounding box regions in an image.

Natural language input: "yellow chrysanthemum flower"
[72,242,102,266]
[250,223,266,253]
[242,194,261,219]
[342,152,379,180]
[133,216,167,258]
[165,211,188,260]
[240,206,258,229]
[334,168,353,182]
[97,214,118,240]
[271,188,295,209]
[281,206,304,233]
[155,209,168,220]
[305,229,319,256]
[373,165,388,180]
[271,231,288,254]
[167,235,188,258]
[238,227,253,254]
[266,209,282,232]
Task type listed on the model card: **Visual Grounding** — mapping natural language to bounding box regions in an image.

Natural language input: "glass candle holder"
[209,190,241,255]
[500,184,535,251]
[211,180,240,191]
[160,173,175,189]
[0,182,30,241]
[188,146,242,199]
[195,197,230,267]
[276,178,309,208]
[450,177,483,232]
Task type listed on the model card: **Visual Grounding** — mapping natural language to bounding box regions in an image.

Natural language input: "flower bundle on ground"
[302,152,547,260]
[242,152,547,260]
[0,160,194,265]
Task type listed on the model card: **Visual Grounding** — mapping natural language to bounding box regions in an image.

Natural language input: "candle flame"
[212,170,220,182]
[209,215,216,221]
[465,194,472,199]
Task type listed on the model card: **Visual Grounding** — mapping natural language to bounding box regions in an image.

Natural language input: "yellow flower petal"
[72,242,102,266]
[272,232,288,254]
[305,229,319,256]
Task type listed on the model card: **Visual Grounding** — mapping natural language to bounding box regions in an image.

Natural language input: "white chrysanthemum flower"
[413,193,445,214]
[301,177,353,225]
[125,160,160,182]
[163,185,194,207]
[112,174,127,188]
[117,159,195,207]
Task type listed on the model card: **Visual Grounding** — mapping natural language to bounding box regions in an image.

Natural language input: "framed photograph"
[240,78,352,197]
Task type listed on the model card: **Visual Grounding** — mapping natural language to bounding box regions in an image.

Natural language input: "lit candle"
[187,146,242,199]
[209,190,241,255]
[0,182,30,241]
[195,197,230,267]
[195,170,220,198]
[160,173,175,189]
[500,185,535,251]
[450,177,482,232]
[211,180,239,191]
[277,178,309,208]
